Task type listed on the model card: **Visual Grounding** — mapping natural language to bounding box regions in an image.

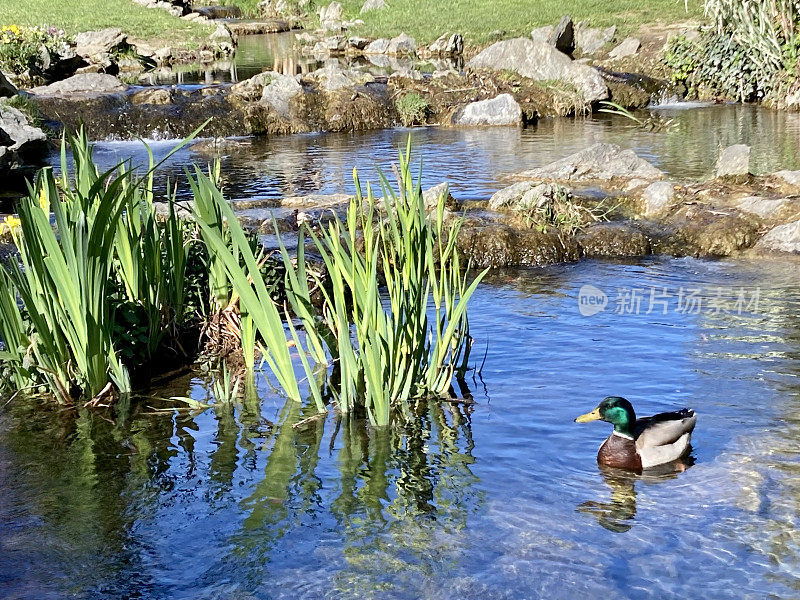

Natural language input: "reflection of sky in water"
[57,104,800,207]
[3,256,800,598]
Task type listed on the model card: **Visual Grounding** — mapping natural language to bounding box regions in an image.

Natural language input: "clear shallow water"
[66,104,800,205]
[3,256,800,599]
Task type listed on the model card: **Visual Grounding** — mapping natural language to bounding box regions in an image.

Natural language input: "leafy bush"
[0,25,71,81]
[666,2,800,101]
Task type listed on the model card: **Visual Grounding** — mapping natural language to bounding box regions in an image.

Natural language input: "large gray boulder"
[467,38,608,102]
[0,72,17,98]
[608,37,640,59]
[530,26,554,45]
[0,105,48,175]
[29,73,127,96]
[364,38,390,54]
[575,24,616,55]
[74,28,127,57]
[516,143,664,182]
[387,33,416,55]
[428,33,463,56]
[716,144,751,179]
[452,94,522,126]
[756,220,800,253]
[549,15,575,55]
[261,73,302,117]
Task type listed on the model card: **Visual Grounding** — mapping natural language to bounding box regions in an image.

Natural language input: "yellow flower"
[38,187,50,213]
[2,215,21,240]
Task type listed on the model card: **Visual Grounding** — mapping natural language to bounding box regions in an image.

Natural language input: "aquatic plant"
[0,130,203,403]
[192,140,486,426]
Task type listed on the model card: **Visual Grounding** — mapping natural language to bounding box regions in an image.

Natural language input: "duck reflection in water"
[578,457,694,533]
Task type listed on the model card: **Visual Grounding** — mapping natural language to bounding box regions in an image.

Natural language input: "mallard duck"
[575,396,696,472]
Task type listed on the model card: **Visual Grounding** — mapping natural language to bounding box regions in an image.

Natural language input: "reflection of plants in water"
[330,400,480,596]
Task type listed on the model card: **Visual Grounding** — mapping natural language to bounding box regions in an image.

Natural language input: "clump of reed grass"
[0,128,205,404]
[192,139,486,426]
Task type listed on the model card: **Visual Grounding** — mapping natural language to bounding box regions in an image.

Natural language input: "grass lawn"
[0,0,210,46]
[337,0,703,44]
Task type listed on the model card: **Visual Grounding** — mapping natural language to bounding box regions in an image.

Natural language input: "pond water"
[136,33,455,86]
[70,103,800,205]
[2,255,800,599]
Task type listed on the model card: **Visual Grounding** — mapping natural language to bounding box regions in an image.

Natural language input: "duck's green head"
[575,396,636,435]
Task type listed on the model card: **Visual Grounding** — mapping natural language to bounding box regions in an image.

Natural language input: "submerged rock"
[28,73,127,96]
[457,223,581,267]
[716,144,751,179]
[578,221,651,258]
[756,220,800,253]
[515,143,664,183]
[451,94,522,126]
[467,38,608,103]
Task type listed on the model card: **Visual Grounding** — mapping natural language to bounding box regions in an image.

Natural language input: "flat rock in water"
[516,143,664,182]
[29,73,127,95]
[467,38,608,102]
[735,196,790,219]
[452,94,522,126]
[716,144,751,178]
[756,219,800,253]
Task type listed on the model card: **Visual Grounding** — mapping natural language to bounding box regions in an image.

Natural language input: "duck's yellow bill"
[575,408,602,423]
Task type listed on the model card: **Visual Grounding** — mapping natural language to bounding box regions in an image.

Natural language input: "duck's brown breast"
[598,433,642,472]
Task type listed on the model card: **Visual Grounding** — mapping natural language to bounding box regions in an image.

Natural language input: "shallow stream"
[2,256,800,598]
